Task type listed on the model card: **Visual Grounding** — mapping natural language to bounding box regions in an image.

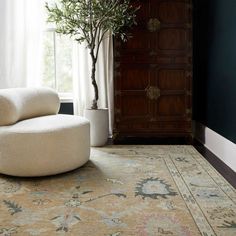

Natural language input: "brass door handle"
[145,86,160,100]
[147,18,161,32]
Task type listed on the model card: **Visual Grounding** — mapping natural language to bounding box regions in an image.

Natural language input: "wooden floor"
[193,141,236,189]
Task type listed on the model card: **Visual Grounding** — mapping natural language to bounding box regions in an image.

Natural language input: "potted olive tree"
[46,0,139,146]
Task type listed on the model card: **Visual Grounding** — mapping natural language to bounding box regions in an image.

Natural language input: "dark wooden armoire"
[113,0,192,142]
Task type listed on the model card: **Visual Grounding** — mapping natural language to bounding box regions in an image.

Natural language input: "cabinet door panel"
[157,95,186,116]
[157,1,189,23]
[158,29,188,50]
[124,31,152,50]
[114,0,192,139]
[158,69,186,90]
[120,93,149,117]
[120,68,150,90]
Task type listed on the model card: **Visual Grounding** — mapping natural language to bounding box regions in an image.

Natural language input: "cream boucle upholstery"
[0,87,60,126]
[0,88,90,177]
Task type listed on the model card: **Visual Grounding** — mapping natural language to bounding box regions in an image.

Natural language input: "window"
[42,27,73,99]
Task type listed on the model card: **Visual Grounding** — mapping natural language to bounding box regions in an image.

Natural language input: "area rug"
[0,145,235,236]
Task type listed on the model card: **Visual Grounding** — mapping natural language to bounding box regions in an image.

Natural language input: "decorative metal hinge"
[115,51,121,57]
[149,50,157,56]
[115,108,121,114]
[114,62,120,69]
[186,91,192,96]
[115,118,120,123]
[145,86,161,100]
[186,71,192,78]
[187,3,193,11]
[150,117,157,122]
[112,130,120,140]
[147,18,161,32]
[188,41,192,49]
[115,90,121,96]
[186,23,192,29]
[150,64,158,69]
[186,108,191,114]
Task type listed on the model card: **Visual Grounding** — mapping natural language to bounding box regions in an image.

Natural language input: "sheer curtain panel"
[0,0,44,88]
[73,35,114,136]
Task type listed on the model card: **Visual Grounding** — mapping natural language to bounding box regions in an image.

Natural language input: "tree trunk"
[90,50,99,109]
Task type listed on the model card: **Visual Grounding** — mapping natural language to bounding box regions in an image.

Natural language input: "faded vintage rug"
[0,145,235,236]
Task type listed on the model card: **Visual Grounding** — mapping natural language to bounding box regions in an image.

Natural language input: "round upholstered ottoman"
[0,88,90,177]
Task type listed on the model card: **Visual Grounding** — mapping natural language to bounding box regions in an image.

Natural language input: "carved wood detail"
[114,0,192,141]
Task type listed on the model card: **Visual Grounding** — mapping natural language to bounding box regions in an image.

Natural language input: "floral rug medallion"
[0,145,235,235]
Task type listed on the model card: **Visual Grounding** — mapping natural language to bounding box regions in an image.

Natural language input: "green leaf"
[45,0,139,108]
[46,0,139,44]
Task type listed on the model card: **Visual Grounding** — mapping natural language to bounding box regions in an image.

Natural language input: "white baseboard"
[193,121,236,172]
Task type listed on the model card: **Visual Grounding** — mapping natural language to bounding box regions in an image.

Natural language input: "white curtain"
[73,34,114,136]
[0,0,44,89]
[0,0,114,134]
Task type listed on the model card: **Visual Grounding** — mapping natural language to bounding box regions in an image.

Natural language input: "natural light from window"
[42,1,73,99]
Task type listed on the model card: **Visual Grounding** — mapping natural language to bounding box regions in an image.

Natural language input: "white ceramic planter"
[84,108,109,147]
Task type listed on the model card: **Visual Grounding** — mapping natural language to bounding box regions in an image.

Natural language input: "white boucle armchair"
[0,87,90,177]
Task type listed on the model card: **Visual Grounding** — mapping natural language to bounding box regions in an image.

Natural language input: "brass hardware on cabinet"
[114,62,120,69]
[150,117,157,122]
[149,50,157,56]
[186,91,192,96]
[145,86,161,100]
[112,130,120,140]
[188,41,192,49]
[186,23,192,29]
[115,108,121,114]
[186,108,191,114]
[147,18,161,32]
[186,71,192,77]
[115,51,120,57]
[115,90,121,96]
[150,64,157,69]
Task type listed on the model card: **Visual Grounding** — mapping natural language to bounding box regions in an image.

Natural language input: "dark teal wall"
[193,0,236,144]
